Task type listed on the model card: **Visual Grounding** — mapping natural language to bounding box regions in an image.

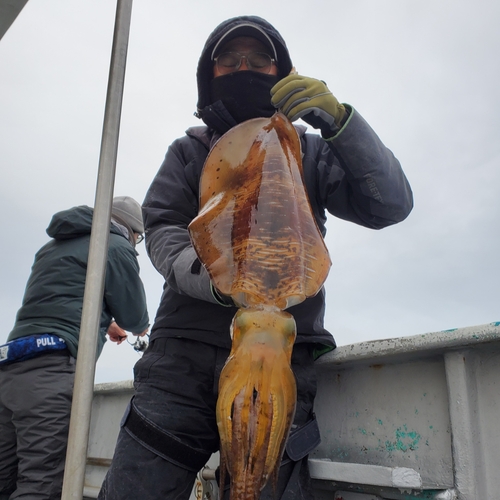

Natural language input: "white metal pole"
[61,1,133,498]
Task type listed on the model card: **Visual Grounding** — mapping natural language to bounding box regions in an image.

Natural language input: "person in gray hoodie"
[0,196,149,500]
[99,15,413,500]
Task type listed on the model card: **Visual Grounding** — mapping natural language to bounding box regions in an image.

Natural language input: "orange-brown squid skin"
[188,112,331,499]
[217,308,297,500]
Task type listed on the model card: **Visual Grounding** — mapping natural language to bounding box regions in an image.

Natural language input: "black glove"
[210,282,234,307]
[271,74,346,139]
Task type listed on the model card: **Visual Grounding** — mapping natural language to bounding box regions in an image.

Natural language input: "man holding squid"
[99,15,413,500]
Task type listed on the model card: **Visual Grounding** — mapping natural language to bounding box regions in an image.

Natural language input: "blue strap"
[0,334,67,366]
[285,413,321,461]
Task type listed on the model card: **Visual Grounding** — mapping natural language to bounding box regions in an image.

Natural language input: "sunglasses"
[213,51,276,75]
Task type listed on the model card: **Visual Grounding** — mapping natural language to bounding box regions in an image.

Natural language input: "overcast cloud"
[1,0,498,383]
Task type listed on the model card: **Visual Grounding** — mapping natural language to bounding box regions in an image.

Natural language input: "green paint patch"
[358,427,367,435]
[377,419,383,425]
[385,424,421,452]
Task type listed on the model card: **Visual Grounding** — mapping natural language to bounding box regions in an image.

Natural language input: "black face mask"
[209,71,279,125]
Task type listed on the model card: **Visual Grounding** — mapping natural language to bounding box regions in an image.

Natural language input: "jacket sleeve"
[313,106,413,229]
[104,239,149,334]
[142,139,221,304]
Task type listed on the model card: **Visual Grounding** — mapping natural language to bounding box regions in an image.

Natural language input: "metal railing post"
[61,1,133,498]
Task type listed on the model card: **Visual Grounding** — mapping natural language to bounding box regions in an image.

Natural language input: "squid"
[188,112,331,499]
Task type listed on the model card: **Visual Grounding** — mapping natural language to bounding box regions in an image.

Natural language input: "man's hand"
[107,321,128,345]
[135,328,149,337]
[271,74,346,139]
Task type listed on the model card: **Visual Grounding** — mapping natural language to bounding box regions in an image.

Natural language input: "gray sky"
[1,0,498,383]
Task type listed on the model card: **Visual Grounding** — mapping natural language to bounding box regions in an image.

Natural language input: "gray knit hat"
[111,196,144,234]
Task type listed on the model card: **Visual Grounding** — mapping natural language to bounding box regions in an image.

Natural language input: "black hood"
[196,16,293,114]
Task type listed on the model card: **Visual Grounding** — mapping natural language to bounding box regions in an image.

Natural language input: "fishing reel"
[128,335,149,353]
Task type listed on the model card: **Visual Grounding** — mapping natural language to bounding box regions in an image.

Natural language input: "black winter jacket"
[142,107,413,351]
[8,206,149,358]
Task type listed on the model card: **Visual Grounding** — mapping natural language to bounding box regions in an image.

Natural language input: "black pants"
[0,352,75,500]
[99,337,318,499]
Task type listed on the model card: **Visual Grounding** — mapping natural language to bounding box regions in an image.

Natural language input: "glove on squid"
[271,74,346,139]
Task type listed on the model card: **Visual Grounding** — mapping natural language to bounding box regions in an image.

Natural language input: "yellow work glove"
[271,74,346,139]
